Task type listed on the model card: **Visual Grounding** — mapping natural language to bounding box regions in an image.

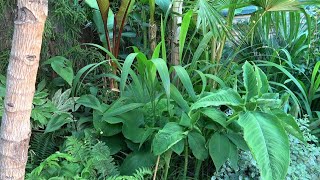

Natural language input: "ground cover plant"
[0,0,320,180]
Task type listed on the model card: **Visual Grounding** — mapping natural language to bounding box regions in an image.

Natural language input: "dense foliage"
[1,0,320,179]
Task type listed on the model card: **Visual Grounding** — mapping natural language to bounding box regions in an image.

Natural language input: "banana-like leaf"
[116,0,136,29]
[97,0,110,24]
[238,111,289,180]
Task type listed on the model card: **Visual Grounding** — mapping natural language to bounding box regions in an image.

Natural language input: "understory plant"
[149,61,304,180]
[16,0,320,179]
[211,116,320,180]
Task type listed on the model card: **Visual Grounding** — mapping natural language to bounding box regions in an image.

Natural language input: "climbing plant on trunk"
[0,0,48,179]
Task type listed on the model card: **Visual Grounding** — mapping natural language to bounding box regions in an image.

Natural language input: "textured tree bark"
[171,0,183,66]
[0,0,48,179]
[149,0,157,53]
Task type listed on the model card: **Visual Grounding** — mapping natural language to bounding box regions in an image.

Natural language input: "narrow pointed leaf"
[179,10,193,61]
[174,66,197,101]
[243,61,258,101]
[151,58,170,97]
[120,53,138,93]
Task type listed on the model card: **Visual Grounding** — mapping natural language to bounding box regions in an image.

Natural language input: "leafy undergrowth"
[212,116,320,180]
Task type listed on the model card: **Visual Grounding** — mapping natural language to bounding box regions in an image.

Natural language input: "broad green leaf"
[256,96,282,109]
[49,56,74,86]
[45,113,72,133]
[191,89,243,111]
[85,0,99,9]
[179,10,193,61]
[103,117,123,124]
[101,135,126,155]
[209,132,231,170]
[201,108,227,128]
[179,112,191,127]
[272,109,304,142]
[171,140,185,155]
[152,122,185,155]
[122,112,146,143]
[77,95,102,112]
[93,110,122,136]
[151,58,170,97]
[243,61,258,101]
[174,66,197,101]
[104,103,143,117]
[238,111,289,180]
[155,0,171,12]
[229,142,239,170]
[226,132,249,151]
[120,150,156,175]
[256,66,269,94]
[188,131,208,161]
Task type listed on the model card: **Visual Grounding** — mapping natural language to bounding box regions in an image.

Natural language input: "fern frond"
[28,132,57,170]
[106,167,152,180]
[92,142,119,178]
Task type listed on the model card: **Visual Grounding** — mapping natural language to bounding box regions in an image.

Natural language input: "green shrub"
[212,116,320,180]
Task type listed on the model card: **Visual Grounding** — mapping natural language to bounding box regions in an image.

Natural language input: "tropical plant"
[212,116,320,180]
[150,61,304,179]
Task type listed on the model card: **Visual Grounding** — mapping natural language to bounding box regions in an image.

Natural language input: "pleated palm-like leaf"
[253,0,301,11]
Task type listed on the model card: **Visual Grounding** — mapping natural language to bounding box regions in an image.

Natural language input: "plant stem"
[194,160,202,180]
[163,150,172,180]
[153,155,161,180]
[183,141,189,180]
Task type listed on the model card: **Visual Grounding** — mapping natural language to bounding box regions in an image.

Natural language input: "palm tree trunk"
[171,0,183,66]
[0,0,48,179]
[149,0,157,53]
